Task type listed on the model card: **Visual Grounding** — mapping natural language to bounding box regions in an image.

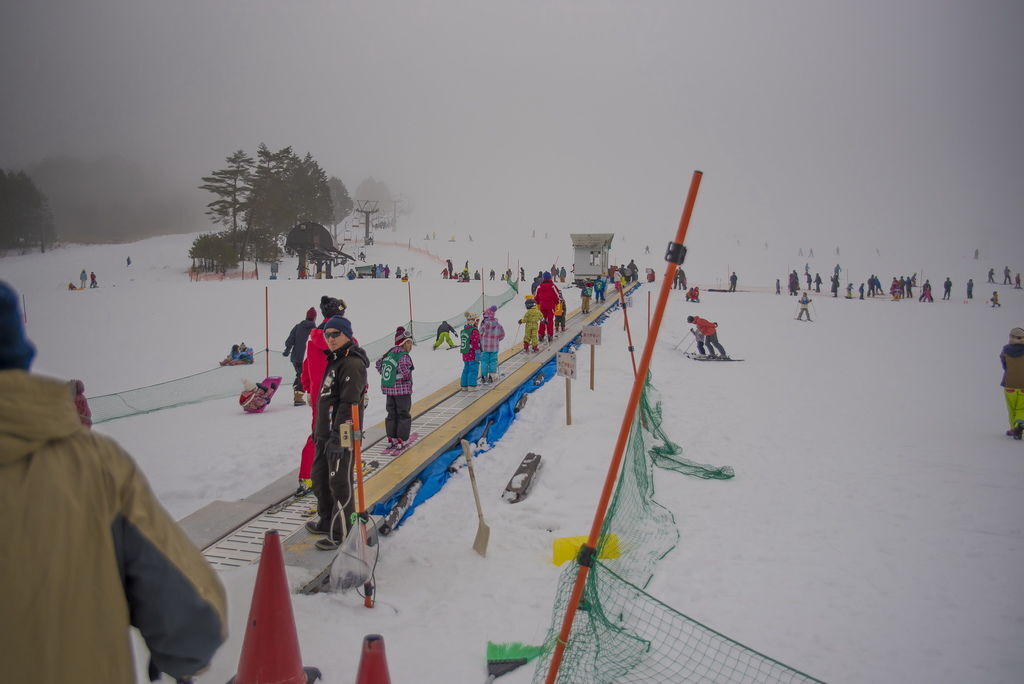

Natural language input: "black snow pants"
[385,394,413,441]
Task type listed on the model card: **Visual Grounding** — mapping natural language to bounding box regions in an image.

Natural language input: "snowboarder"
[519,297,542,352]
[308,315,369,547]
[797,293,812,321]
[283,307,317,405]
[376,327,415,451]
[479,306,505,383]
[460,312,482,391]
[686,315,727,358]
[1000,327,1024,439]
[434,320,458,350]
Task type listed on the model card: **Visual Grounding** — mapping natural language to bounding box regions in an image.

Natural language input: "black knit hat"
[320,296,345,319]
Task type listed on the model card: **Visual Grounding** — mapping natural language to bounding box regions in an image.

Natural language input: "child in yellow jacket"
[519,298,543,352]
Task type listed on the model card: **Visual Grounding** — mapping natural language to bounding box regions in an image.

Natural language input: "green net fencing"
[89,284,519,424]
[530,376,822,683]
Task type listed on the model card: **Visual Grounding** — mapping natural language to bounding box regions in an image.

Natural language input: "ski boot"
[1014,421,1024,440]
[294,478,313,496]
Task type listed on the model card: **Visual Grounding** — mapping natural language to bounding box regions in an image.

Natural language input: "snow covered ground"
[3,223,1023,683]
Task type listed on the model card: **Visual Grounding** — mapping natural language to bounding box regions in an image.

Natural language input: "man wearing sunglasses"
[308,315,369,549]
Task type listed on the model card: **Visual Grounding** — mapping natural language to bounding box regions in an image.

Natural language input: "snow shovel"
[461,439,490,557]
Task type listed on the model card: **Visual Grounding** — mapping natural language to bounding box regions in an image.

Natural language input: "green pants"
[1005,388,1024,428]
[434,331,455,349]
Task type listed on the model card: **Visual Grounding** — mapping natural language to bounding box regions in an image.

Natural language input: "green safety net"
[89,284,519,424]
[529,376,822,683]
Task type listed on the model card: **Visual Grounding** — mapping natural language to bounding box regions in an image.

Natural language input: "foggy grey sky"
[2,0,1022,255]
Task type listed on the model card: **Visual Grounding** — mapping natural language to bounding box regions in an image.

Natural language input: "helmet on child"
[525,299,536,309]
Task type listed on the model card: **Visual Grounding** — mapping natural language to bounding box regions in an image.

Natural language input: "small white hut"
[570,233,615,286]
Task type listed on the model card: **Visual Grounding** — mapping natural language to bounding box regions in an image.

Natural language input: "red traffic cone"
[228,530,321,684]
[355,634,392,684]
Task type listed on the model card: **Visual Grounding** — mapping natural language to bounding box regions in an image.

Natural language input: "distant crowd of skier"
[779,263,1021,306]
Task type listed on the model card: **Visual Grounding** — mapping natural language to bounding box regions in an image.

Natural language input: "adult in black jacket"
[308,315,369,548]
[283,306,317,403]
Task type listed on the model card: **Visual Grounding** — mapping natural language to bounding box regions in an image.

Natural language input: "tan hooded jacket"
[0,371,227,682]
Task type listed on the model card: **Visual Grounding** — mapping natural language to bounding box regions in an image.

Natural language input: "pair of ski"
[381,432,419,456]
[683,352,744,362]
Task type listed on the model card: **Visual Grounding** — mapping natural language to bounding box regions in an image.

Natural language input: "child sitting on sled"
[239,376,282,413]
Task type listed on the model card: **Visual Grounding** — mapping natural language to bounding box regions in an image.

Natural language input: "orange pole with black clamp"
[544,170,702,684]
[351,406,374,608]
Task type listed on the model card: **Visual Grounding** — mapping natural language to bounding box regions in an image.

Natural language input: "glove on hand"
[282,350,289,357]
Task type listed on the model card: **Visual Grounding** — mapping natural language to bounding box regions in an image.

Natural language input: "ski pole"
[350,405,374,608]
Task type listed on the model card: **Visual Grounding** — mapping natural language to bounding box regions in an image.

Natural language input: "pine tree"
[0,169,56,252]
[199,150,253,255]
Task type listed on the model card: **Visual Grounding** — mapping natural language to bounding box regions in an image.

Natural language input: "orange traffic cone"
[228,530,321,684]
[355,634,392,684]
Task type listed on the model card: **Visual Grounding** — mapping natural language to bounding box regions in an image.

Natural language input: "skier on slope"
[686,315,728,358]
[999,327,1024,439]
[534,271,561,343]
[433,319,458,350]
[797,293,812,321]
[376,326,415,451]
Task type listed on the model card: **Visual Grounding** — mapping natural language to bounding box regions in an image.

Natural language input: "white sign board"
[581,325,602,346]
[556,351,577,380]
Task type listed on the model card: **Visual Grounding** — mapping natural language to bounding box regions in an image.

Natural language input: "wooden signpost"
[556,351,577,425]
[580,325,602,391]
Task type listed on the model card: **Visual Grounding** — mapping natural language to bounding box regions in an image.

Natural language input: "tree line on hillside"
[0,169,56,252]
[193,144,397,273]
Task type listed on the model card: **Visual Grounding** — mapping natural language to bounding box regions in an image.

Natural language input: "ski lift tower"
[355,200,379,246]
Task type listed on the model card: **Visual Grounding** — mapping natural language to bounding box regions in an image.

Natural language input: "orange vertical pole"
[544,170,702,684]
[351,406,374,608]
